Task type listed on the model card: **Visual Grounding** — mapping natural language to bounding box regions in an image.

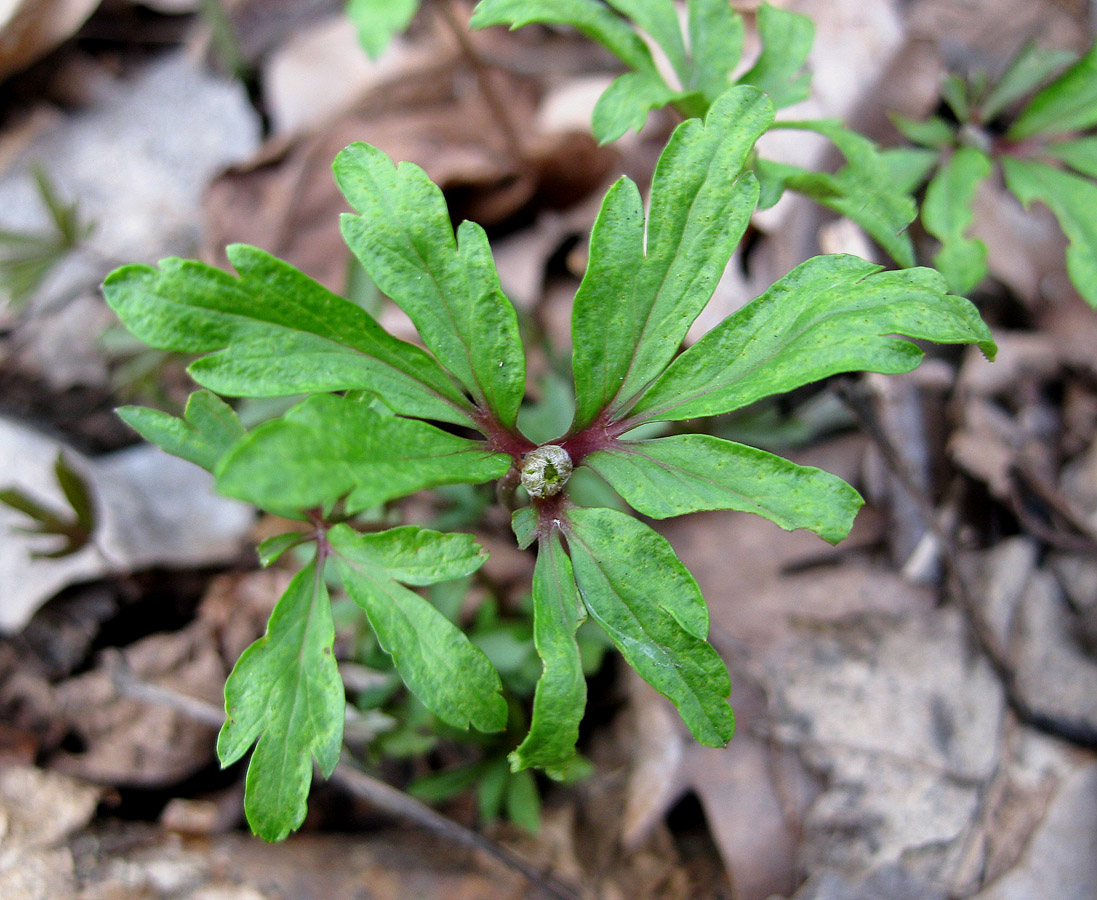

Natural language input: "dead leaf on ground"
[50,623,225,786]
[203,18,615,309]
[0,0,100,84]
[0,765,101,900]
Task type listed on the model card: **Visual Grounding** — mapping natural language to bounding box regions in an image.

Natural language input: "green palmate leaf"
[470,0,656,73]
[605,0,686,80]
[346,0,419,59]
[215,393,510,515]
[739,2,813,109]
[628,254,996,424]
[1009,41,1097,140]
[685,0,744,101]
[980,40,1076,122]
[217,558,344,842]
[1044,135,1097,179]
[509,529,586,776]
[923,147,992,294]
[583,433,863,544]
[571,86,774,431]
[103,245,473,426]
[592,71,682,144]
[564,507,734,746]
[763,120,917,267]
[118,390,245,473]
[335,143,526,428]
[1002,158,1097,308]
[328,524,507,732]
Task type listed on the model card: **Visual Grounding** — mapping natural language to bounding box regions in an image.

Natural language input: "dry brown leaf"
[50,624,225,787]
[0,0,100,84]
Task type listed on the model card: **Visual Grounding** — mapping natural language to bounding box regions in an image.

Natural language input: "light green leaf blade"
[346,0,419,59]
[888,113,954,149]
[879,147,940,194]
[605,0,686,78]
[118,390,245,473]
[326,524,488,585]
[565,507,734,747]
[686,0,744,102]
[512,506,537,550]
[981,40,1076,122]
[335,143,526,427]
[470,0,656,72]
[1044,135,1097,178]
[767,120,917,267]
[591,71,681,144]
[330,525,507,733]
[629,254,996,423]
[102,245,473,426]
[1009,42,1097,140]
[215,393,510,514]
[217,559,344,842]
[1002,158,1097,308]
[571,86,774,430]
[583,433,863,544]
[510,529,586,776]
[923,147,992,294]
[739,2,813,108]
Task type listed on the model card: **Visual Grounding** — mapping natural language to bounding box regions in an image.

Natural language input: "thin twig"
[836,378,1097,750]
[106,654,583,900]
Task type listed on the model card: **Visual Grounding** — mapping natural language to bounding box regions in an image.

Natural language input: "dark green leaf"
[583,434,863,544]
[766,120,917,267]
[923,147,992,294]
[942,75,970,123]
[103,245,473,425]
[53,453,95,532]
[1002,158,1097,308]
[889,113,955,149]
[628,254,996,423]
[335,143,527,427]
[565,507,734,746]
[739,2,813,108]
[346,0,419,59]
[685,0,744,101]
[606,0,686,80]
[505,767,541,832]
[470,0,656,73]
[256,532,309,568]
[329,524,507,733]
[1044,135,1097,178]
[512,506,537,550]
[879,147,940,194]
[1009,42,1097,140]
[571,86,773,430]
[980,40,1076,122]
[217,558,344,842]
[118,390,246,473]
[510,530,586,776]
[215,393,510,515]
[591,71,681,144]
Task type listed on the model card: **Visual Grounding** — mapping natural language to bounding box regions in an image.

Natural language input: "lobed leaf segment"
[104,81,994,840]
[888,39,1097,305]
[470,0,919,267]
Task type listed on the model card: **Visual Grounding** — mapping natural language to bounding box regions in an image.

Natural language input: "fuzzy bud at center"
[520,445,573,498]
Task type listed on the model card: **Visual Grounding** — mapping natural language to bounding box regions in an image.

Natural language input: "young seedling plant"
[103,80,995,841]
[887,38,1097,304]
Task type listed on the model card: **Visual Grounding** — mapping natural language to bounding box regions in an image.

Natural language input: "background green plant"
[886,39,1097,304]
